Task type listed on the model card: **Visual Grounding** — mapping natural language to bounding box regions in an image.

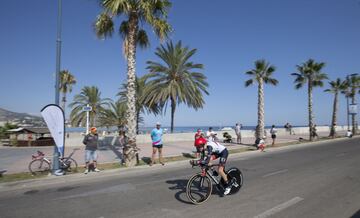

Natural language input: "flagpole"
[53,0,63,172]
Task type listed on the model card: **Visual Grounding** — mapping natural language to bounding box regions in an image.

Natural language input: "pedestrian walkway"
[0,130,347,174]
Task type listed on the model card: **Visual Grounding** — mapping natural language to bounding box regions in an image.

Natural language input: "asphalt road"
[0,137,359,218]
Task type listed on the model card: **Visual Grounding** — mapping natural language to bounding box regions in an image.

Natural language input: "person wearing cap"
[82,127,100,174]
[150,122,164,166]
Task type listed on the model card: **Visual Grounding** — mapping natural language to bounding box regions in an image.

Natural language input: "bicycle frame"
[200,164,224,187]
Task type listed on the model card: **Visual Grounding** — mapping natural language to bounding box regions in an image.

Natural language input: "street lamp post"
[346,91,350,131]
[53,0,63,172]
[346,73,358,134]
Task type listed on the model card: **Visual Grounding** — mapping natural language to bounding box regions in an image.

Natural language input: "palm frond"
[245,79,253,87]
[94,13,114,39]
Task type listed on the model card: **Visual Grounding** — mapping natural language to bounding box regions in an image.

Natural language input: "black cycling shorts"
[212,149,228,166]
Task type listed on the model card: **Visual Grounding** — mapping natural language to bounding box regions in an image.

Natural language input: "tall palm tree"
[59,70,76,115]
[98,101,127,130]
[245,59,278,139]
[69,86,111,128]
[324,78,347,138]
[346,74,360,134]
[291,59,328,141]
[117,76,161,134]
[144,41,209,133]
[94,0,172,144]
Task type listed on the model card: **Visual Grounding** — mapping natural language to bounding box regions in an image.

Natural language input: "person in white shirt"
[235,123,242,144]
[270,125,277,145]
[206,127,217,142]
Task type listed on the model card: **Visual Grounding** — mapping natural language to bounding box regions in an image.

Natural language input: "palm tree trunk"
[257,79,265,139]
[308,81,314,141]
[170,97,176,133]
[136,110,140,134]
[90,111,95,127]
[351,90,357,134]
[61,93,66,115]
[124,14,139,167]
[329,92,338,138]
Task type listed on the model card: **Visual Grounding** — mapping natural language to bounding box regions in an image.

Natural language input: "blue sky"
[1,0,359,127]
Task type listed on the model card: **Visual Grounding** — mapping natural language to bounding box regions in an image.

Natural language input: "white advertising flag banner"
[41,104,65,156]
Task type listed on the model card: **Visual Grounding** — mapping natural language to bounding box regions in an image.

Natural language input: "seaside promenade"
[0,126,349,174]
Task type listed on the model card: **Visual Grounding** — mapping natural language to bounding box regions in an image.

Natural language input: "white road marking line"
[254,197,304,218]
[262,169,288,178]
[335,153,346,157]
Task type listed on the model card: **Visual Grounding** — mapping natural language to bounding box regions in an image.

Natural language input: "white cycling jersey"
[206,140,226,154]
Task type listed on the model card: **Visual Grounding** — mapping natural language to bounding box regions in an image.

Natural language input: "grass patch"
[96,162,124,171]
[0,172,48,183]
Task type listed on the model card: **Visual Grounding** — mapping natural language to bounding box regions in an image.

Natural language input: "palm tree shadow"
[166,179,193,205]
[182,153,195,159]
[108,144,124,163]
[141,157,151,164]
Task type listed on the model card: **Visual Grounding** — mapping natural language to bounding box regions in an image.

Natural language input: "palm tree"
[245,59,278,139]
[144,41,209,133]
[94,0,172,144]
[346,74,360,134]
[291,59,328,141]
[59,70,76,115]
[98,101,127,130]
[69,86,111,128]
[117,76,161,134]
[324,78,347,138]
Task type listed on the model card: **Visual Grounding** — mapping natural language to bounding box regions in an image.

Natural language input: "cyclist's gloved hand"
[200,160,208,166]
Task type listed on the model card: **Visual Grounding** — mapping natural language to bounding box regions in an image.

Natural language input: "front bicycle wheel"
[186,173,213,204]
[28,159,51,175]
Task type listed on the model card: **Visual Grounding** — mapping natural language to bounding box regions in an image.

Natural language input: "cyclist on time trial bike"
[194,137,231,195]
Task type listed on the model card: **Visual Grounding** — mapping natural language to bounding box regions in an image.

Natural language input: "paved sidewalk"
[0,130,346,174]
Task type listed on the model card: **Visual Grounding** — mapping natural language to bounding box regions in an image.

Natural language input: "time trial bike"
[186,160,243,204]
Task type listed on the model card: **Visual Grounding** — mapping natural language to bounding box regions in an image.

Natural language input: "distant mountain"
[0,107,45,126]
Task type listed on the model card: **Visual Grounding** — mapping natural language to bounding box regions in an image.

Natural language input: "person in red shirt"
[194,129,205,158]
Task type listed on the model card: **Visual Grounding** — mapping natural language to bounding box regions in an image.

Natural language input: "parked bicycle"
[28,148,79,175]
[186,160,243,204]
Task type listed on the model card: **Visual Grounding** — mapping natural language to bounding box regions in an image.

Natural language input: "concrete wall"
[64,125,355,147]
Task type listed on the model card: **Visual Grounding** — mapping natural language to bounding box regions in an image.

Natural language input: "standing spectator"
[284,123,291,135]
[206,127,217,142]
[118,130,128,147]
[289,124,295,135]
[118,130,128,165]
[194,129,203,158]
[150,122,164,166]
[284,123,290,131]
[83,127,100,174]
[235,123,242,144]
[270,125,277,146]
[312,124,319,140]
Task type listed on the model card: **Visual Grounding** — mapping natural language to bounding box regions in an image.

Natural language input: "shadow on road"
[351,209,360,218]
[166,179,193,205]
